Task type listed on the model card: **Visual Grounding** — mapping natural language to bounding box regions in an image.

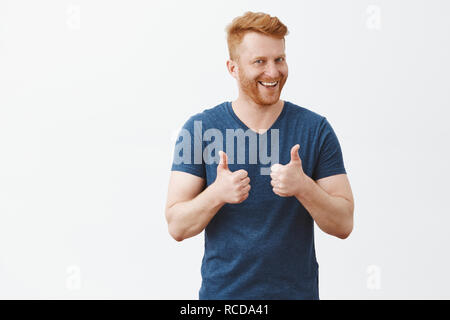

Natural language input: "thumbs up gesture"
[212,151,251,204]
[270,144,307,197]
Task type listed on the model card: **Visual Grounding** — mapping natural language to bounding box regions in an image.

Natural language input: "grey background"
[0,0,449,299]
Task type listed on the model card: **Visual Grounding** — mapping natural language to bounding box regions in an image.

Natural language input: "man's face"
[233,32,288,106]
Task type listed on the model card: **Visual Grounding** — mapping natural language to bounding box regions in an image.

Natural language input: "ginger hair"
[225,11,289,61]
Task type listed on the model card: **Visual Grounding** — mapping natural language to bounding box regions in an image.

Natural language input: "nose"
[264,61,281,79]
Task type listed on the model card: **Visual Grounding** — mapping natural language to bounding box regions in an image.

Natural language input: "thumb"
[218,151,229,171]
[290,144,301,163]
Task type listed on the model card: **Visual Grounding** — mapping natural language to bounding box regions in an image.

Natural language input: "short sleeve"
[312,117,347,181]
[171,114,206,178]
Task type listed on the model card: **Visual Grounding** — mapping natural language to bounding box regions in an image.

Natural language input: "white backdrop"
[1,0,449,299]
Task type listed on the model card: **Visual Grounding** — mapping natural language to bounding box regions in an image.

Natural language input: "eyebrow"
[252,54,286,60]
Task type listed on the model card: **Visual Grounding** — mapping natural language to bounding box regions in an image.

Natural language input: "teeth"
[260,81,278,86]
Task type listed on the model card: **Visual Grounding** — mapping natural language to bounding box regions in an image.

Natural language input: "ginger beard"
[237,64,288,106]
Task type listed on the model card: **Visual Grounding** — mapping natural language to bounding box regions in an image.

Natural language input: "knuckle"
[237,169,247,176]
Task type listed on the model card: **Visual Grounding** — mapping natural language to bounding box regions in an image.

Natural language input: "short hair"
[225,11,289,61]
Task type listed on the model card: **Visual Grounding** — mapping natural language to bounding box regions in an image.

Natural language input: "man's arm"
[165,151,250,242]
[295,173,354,239]
[165,171,224,242]
[270,145,354,239]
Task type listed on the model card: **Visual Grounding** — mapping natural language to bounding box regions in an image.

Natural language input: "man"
[165,11,354,300]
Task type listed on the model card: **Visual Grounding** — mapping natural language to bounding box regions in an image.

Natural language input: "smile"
[258,81,278,88]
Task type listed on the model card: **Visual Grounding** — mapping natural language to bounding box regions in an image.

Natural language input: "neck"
[231,96,284,133]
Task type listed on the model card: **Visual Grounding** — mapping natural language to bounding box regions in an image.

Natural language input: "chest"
[203,128,317,187]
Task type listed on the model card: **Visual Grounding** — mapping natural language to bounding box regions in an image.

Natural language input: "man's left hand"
[270,144,308,198]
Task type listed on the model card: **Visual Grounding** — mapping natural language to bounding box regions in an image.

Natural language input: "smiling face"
[229,31,288,106]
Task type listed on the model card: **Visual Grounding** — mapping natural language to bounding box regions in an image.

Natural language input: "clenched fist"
[270,144,308,197]
[212,151,251,204]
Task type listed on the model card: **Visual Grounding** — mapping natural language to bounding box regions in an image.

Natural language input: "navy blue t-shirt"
[171,100,346,300]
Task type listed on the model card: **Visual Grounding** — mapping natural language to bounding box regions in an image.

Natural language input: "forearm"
[167,183,225,241]
[295,176,353,239]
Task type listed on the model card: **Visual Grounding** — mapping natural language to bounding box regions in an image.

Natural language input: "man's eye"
[255,60,263,64]
[277,57,285,62]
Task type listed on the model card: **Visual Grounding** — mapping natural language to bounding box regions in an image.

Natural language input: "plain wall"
[0,0,449,299]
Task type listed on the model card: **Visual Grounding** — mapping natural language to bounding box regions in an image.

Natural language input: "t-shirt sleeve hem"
[171,166,206,179]
[313,168,347,181]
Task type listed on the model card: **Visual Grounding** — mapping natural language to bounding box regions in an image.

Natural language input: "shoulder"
[183,101,228,126]
[284,100,326,128]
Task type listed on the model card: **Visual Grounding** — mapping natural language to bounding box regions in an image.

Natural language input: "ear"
[226,59,239,80]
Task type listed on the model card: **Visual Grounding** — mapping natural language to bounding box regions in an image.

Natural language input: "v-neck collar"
[225,100,288,136]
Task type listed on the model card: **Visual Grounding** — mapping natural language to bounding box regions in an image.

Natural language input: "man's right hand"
[212,151,251,204]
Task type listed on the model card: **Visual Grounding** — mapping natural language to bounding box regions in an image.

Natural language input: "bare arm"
[295,173,354,239]
[270,145,354,239]
[165,151,250,242]
[165,171,225,242]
